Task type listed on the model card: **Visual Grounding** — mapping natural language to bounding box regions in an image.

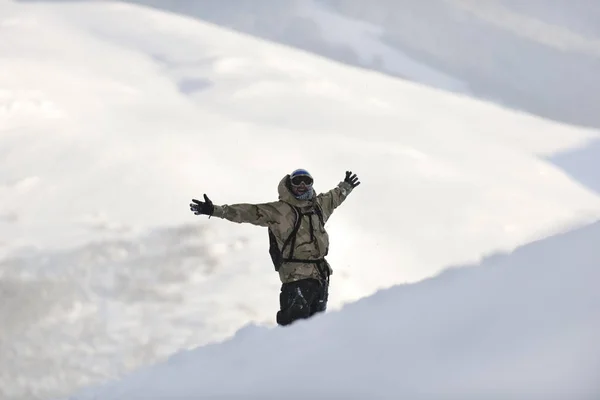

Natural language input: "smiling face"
[289,169,314,197]
[291,181,310,196]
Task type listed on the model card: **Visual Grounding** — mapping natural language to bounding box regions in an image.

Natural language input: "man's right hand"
[190,194,214,216]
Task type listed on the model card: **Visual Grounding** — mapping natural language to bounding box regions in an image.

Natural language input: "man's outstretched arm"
[318,171,360,219]
[190,194,281,227]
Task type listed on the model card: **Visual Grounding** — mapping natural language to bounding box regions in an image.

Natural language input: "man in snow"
[189,169,360,326]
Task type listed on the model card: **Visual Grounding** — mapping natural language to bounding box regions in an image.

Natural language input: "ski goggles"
[291,174,313,186]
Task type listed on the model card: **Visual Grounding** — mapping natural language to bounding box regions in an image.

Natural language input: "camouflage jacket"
[212,175,354,284]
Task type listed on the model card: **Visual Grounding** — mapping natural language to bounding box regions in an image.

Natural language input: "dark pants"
[276,278,329,326]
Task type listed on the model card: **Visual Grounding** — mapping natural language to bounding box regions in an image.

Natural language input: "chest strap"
[285,203,325,261]
[269,203,326,272]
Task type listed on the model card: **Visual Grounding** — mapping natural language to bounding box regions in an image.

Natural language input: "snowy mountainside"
[110,0,600,193]
[70,219,600,400]
[111,0,600,130]
[1,1,600,399]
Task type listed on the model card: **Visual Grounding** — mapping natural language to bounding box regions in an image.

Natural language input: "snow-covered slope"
[120,0,470,95]
[114,0,600,130]
[70,219,600,400]
[94,0,600,193]
[1,1,600,399]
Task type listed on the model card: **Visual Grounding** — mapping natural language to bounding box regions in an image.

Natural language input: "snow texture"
[71,220,600,400]
[0,0,599,399]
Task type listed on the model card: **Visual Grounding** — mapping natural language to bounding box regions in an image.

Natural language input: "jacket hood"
[278,175,315,207]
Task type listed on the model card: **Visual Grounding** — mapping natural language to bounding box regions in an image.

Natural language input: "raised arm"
[317,171,360,220]
[190,194,282,227]
[212,202,282,227]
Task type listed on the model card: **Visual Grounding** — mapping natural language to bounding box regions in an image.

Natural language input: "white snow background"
[0,0,599,399]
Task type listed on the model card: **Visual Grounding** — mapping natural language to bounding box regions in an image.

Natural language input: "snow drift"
[70,220,600,400]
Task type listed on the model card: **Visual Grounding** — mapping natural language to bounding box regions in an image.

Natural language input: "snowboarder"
[189,169,360,326]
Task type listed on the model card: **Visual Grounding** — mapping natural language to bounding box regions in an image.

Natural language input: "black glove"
[344,171,360,188]
[190,194,214,217]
